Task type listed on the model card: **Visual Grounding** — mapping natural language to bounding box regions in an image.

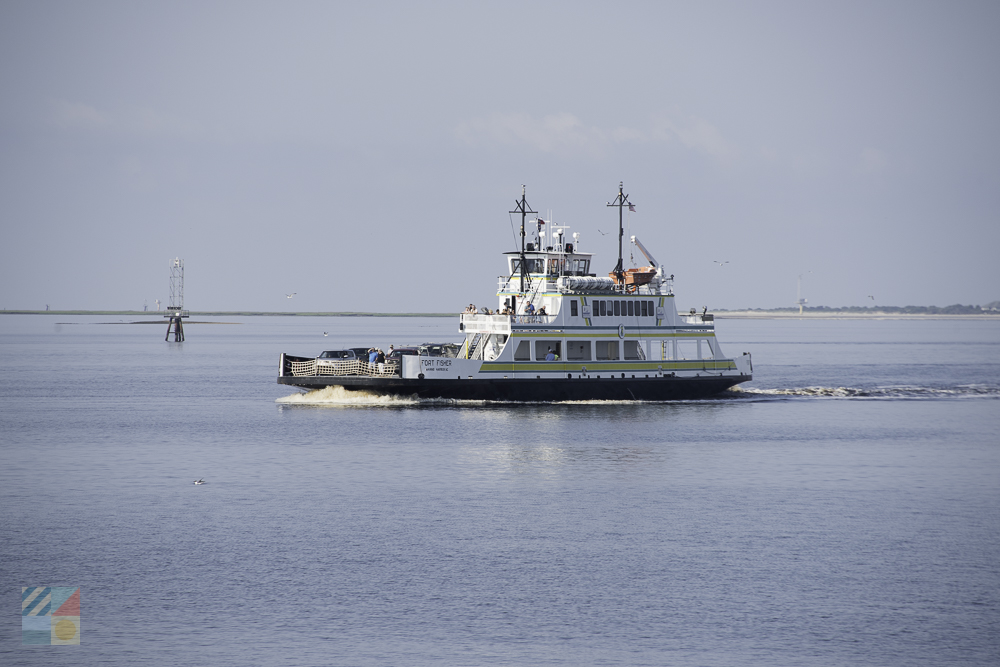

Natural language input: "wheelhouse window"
[563,258,590,275]
[509,258,546,274]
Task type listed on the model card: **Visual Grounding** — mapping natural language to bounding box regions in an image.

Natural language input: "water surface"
[2,315,998,665]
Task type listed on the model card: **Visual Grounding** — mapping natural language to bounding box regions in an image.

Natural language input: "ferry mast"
[509,185,537,298]
[607,182,635,287]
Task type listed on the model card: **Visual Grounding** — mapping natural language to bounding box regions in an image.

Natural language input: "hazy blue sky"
[2,1,998,312]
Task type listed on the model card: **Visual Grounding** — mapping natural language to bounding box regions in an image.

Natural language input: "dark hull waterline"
[277,374,749,401]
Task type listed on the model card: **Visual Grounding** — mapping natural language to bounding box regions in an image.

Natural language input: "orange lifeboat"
[610,267,657,287]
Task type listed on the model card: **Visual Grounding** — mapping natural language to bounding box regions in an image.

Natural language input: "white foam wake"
[276,384,998,406]
[727,384,1000,399]
[276,385,421,406]
[275,386,489,406]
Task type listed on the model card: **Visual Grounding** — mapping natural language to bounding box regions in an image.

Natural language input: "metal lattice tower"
[169,258,184,309]
[165,258,189,341]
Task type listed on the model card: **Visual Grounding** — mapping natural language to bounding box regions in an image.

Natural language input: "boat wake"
[275,386,486,407]
[726,384,1000,400]
[276,384,999,407]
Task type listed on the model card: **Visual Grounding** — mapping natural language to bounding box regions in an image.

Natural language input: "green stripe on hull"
[480,361,737,373]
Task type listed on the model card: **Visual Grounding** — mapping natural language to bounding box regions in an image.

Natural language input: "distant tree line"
[732,303,999,314]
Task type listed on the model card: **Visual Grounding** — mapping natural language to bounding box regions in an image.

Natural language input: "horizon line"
[2,305,998,317]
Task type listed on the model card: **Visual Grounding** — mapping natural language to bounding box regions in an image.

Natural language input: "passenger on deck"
[525,303,535,315]
[368,348,378,364]
[537,306,547,316]
[376,348,385,364]
[545,348,556,361]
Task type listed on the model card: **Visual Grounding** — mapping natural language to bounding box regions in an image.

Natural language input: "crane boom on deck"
[631,235,659,269]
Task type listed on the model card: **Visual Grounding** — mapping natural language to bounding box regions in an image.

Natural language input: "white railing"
[680,314,715,326]
[497,276,561,293]
[460,313,560,330]
[512,314,555,325]
[460,313,511,333]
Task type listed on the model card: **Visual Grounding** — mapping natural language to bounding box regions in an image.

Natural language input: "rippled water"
[2,315,999,666]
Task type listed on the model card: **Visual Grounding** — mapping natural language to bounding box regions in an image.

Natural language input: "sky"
[1,0,998,312]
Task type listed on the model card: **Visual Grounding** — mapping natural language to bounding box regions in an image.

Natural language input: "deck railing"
[459,313,512,333]
[460,313,558,330]
[288,358,400,377]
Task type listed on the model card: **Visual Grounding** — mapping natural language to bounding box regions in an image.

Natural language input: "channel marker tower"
[165,258,189,341]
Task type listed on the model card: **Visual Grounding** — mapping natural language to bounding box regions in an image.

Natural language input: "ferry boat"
[277,184,752,400]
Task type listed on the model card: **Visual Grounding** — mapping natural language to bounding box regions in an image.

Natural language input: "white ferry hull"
[276,373,749,401]
[278,352,752,401]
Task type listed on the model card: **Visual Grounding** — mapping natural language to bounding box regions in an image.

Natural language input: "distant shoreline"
[714,311,1000,320]
[3,309,999,321]
[0,310,456,317]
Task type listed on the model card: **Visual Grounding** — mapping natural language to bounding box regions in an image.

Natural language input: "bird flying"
[286,293,296,298]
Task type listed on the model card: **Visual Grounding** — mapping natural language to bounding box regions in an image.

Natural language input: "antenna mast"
[607,181,634,287]
[509,185,537,296]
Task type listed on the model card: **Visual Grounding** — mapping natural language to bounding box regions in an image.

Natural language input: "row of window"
[511,338,717,361]
[510,258,591,277]
[568,299,656,318]
[513,340,645,362]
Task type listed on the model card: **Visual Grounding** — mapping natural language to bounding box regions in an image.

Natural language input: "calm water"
[2,315,999,666]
